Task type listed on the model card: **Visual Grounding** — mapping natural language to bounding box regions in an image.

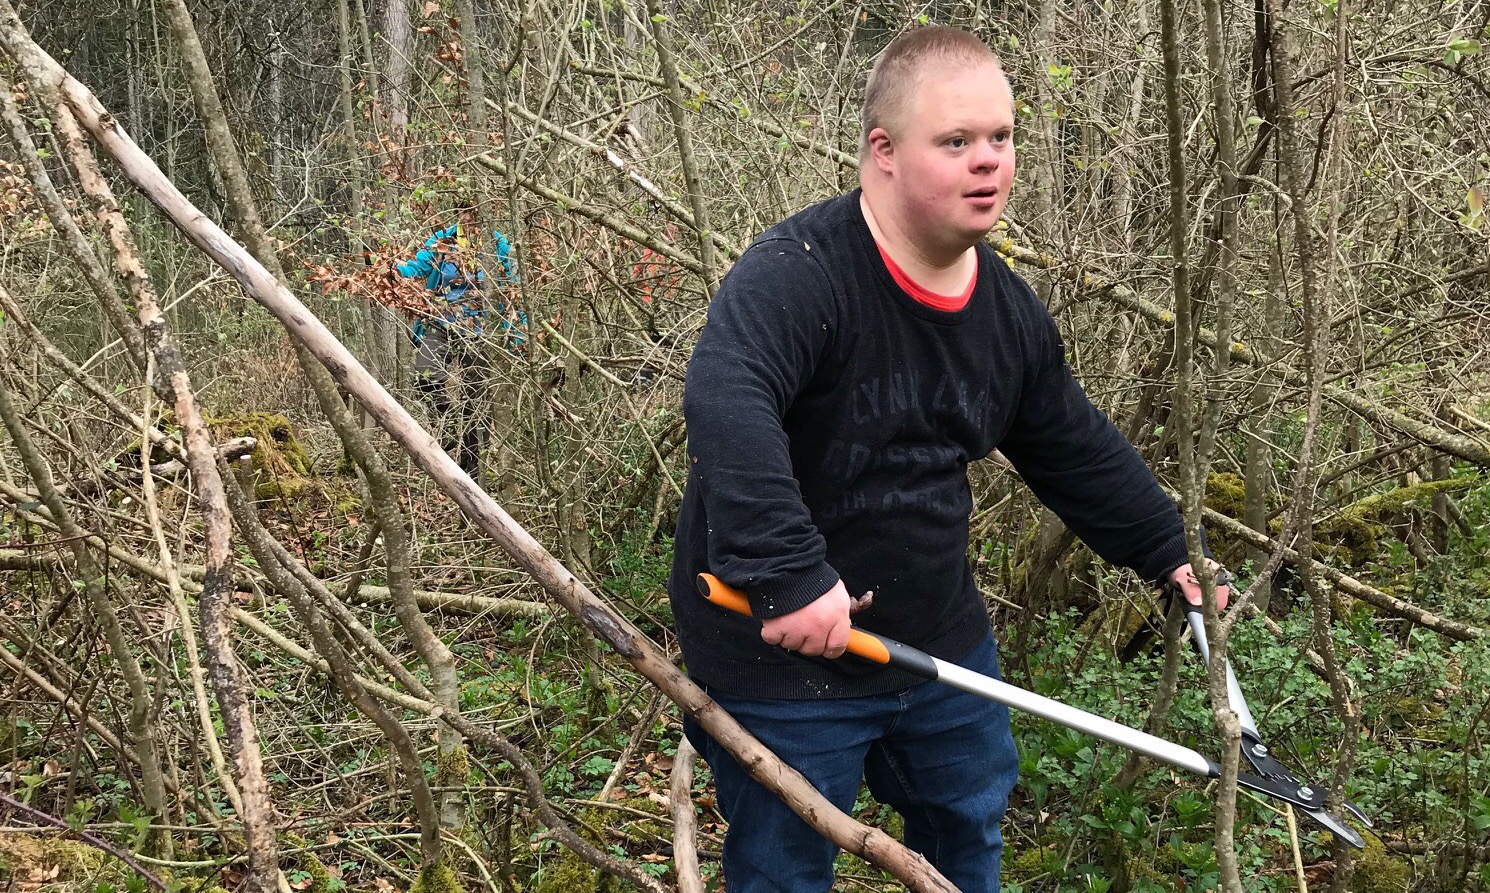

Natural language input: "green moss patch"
[208,412,312,499]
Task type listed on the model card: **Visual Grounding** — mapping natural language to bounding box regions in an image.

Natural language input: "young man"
[670,26,1227,892]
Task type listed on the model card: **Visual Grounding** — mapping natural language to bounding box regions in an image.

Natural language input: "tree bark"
[0,73,146,374]
[1030,0,1064,241]
[670,736,705,893]
[138,373,245,821]
[455,0,486,153]
[336,0,363,224]
[268,26,287,206]
[1264,3,1362,886]
[381,0,412,182]
[1111,0,1152,253]
[1157,0,1242,884]
[365,0,405,386]
[157,0,285,284]
[645,0,718,294]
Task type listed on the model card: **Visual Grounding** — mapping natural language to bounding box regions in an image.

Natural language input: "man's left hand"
[1168,560,1231,611]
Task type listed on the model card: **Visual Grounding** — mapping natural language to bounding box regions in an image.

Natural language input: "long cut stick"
[0,12,961,891]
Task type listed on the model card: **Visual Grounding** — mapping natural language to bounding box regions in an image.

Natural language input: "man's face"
[873,61,1016,253]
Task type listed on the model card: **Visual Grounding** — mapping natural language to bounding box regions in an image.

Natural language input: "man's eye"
[947,137,967,149]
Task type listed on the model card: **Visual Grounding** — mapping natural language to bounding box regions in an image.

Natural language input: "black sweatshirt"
[669,189,1194,699]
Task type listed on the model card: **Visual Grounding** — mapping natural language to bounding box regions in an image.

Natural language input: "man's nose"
[969,141,1000,172]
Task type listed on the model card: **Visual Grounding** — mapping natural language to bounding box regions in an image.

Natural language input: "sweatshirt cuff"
[747,562,841,619]
[1139,527,1212,585]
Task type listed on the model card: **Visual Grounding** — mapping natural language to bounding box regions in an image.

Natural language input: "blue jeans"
[684,634,1019,893]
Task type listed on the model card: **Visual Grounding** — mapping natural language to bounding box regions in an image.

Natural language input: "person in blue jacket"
[394,200,524,477]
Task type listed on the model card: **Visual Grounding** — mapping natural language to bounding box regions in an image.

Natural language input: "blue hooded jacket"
[396,224,524,344]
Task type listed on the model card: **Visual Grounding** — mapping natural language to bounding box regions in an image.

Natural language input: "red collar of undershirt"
[873,239,976,312]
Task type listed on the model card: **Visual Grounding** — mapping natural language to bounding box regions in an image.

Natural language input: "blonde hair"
[859,26,1004,161]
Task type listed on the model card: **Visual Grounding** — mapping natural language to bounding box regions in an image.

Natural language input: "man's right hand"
[760,580,852,658]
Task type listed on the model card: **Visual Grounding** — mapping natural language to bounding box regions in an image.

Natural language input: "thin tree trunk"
[138,382,245,822]
[1313,4,1363,888]
[0,74,146,374]
[126,2,143,152]
[1111,0,1151,254]
[375,0,410,389]
[1244,3,1282,602]
[456,0,486,152]
[1263,2,1362,887]
[268,27,287,207]
[1030,0,1063,241]
[452,0,495,493]
[336,0,387,402]
[1244,243,1285,611]
[670,736,705,893]
[1157,0,1242,884]
[147,0,175,182]
[1198,0,1247,882]
[381,0,412,181]
[353,0,379,100]
[145,332,275,893]
[645,0,718,294]
[337,0,363,224]
[620,7,653,156]
[158,0,284,283]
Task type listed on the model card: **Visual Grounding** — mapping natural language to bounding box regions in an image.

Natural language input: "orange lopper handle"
[695,573,891,665]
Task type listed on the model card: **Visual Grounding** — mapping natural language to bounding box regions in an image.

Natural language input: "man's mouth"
[965,187,1000,208]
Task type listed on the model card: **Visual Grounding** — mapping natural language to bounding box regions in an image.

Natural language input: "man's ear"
[867,127,895,174]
